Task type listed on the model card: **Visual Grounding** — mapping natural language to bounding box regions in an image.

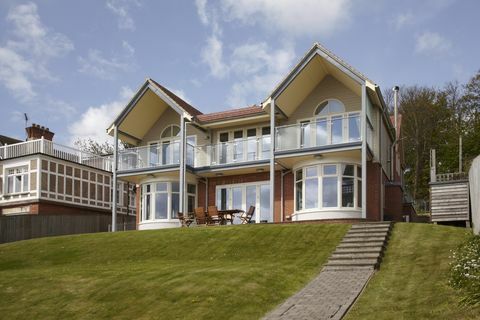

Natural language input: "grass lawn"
[0,223,349,320]
[346,223,480,320]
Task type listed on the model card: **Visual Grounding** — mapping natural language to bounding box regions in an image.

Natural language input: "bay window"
[141,181,196,221]
[295,163,362,212]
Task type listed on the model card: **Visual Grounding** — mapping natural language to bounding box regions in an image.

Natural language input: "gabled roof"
[196,105,265,123]
[148,79,203,117]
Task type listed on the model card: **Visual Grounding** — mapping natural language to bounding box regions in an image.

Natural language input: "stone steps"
[324,222,392,271]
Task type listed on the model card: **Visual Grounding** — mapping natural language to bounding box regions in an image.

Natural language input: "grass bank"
[0,223,348,319]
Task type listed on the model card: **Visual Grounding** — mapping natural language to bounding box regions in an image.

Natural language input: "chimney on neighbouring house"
[25,123,55,141]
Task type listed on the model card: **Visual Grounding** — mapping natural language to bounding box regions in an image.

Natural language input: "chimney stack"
[25,123,55,141]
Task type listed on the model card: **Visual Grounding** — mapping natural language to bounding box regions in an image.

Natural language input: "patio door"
[233,130,244,162]
[215,182,272,223]
[219,132,229,164]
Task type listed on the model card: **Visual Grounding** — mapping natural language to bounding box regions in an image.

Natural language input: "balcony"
[275,113,361,152]
[194,136,271,167]
[0,139,112,171]
[118,141,196,171]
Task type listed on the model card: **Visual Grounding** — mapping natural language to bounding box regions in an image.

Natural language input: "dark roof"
[196,105,266,123]
[148,79,203,116]
[0,134,22,145]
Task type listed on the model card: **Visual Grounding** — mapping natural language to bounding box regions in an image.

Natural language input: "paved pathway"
[263,222,392,320]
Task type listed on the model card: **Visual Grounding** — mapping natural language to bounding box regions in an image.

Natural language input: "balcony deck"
[0,139,112,171]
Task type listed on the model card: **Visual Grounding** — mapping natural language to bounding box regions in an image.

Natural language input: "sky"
[0,0,479,146]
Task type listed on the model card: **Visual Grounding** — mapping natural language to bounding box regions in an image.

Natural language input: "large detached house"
[107,43,407,230]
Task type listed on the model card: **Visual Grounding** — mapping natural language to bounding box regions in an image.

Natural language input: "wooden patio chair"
[240,206,255,224]
[178,212,193,227]
[207,206,223,225]
[194,207,207,226]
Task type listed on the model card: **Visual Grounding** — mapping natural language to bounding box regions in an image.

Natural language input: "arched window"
[314,99,345,116]
[161,125,180,139]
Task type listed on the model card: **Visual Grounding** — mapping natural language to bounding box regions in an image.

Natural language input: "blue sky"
[0,0,479,145]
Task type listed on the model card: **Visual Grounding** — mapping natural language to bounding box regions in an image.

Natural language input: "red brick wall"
[283,172,294,220]
[366,161,382,221]
[197,180,207,209]
[385,184,403,222]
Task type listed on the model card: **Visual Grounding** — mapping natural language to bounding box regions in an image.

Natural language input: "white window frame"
[4,164,29,195]
[294,163,362,213]
[215,181,271,223]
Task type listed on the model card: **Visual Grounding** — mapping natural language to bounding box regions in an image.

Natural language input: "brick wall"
[366,161,382,221]
[385,184,404,222]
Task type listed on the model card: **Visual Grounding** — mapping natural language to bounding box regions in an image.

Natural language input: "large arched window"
[161,125,180,139]
[315,99,345,116]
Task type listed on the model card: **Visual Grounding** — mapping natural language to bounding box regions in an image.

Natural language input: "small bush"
[449,234,480,306]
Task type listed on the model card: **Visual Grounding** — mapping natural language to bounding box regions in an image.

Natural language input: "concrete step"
[341,237,386,243]
[347,227,391,234]
[337,241,386,249]
[323,265,375,271]
[344,232,389,238]
[351,223,392,230]
[326,258,379,267]
[331,252,380,260]
[334,247,384,255]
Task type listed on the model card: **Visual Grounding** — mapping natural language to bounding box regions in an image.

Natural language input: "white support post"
[112,125,118,232]
[179,116,186,214]
[40,136,45,153]
[361,84,367,219]
[269,99,276,220]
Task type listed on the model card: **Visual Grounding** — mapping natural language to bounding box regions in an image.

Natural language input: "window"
[348,113,361,142]
[141,181,195,221]
[315,99,345,116]
[161,125,180,139]
[295,164,362,212]
[7,166,29,194]
[261,127,271,159]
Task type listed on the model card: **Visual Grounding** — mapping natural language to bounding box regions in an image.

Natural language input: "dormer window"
[315,99,345,116]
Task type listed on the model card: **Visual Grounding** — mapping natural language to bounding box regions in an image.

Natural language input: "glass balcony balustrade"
[275,113,361,152]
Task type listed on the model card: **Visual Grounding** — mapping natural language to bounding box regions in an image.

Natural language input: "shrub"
[449,234,480,306]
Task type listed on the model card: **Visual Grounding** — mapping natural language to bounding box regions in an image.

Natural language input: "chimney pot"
[25,123,55,141]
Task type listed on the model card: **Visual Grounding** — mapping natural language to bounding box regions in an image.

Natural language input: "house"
[0,124,135,222]
[107,43,406,230]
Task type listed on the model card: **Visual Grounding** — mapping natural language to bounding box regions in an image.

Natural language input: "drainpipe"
[112,125,118,232]
[391,86,400,180]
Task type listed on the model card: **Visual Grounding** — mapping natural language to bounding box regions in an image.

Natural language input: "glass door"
[219,132,229,164]
[246,128,257,161]
[315,117,328,146]
[233,130,244,162]
[300,121,311,148]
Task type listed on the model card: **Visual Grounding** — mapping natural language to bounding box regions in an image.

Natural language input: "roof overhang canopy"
[106,80,191,145]
[264,44,373,117]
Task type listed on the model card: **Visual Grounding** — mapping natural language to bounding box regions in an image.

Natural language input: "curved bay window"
[295,163,362,212]
[141,181,196,221]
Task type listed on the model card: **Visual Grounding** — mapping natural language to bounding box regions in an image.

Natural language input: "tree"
[74,138,130,156]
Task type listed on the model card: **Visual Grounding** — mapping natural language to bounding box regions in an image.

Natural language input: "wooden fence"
[0,214,136,244]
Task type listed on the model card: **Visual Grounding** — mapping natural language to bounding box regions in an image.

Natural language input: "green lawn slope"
[0,223,349,320]
[346,223,480,320]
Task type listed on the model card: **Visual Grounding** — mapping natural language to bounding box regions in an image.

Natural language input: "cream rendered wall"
[283,75,361,125]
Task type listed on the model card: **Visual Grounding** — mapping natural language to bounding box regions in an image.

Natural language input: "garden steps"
[324,222,392,271]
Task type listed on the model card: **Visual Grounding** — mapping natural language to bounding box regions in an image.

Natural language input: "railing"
[0,139,112,171]
[118,141,195,171]
[194,136,271,167]
[275,113,361,152]
[435,172,468,183]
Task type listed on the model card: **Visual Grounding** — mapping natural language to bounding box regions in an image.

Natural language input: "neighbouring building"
[0,124,135,222]
[106,43,408,230]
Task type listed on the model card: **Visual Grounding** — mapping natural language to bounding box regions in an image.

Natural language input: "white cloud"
[220,0,352,38]
[415,31,451,55]
[69,87,134,144]
[201,35,229,79]
[78,41,135,79]
[106,0,141,31]
[393,12,414,29]
[195,0,209,25]
[227,42,295,107]
[0,2,73,102]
